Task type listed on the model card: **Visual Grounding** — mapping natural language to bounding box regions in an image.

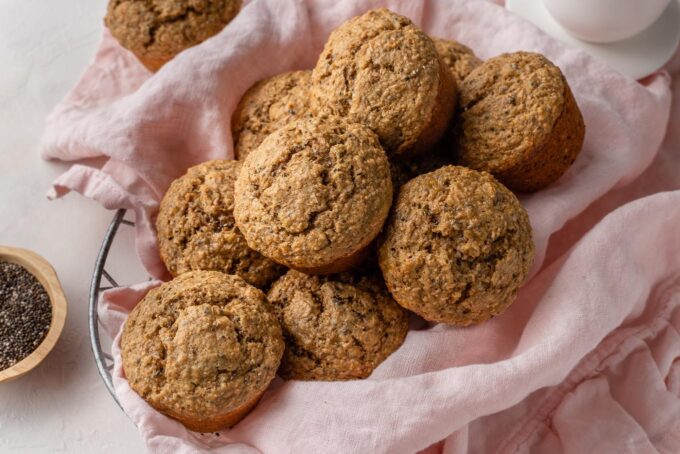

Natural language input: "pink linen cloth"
[42,0,680,452]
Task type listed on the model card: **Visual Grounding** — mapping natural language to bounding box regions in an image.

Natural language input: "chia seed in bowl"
[0,260,52,371]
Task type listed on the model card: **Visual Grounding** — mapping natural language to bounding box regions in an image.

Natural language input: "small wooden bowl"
[0,246,67,383]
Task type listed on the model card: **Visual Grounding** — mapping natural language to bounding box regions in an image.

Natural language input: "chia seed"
[0,260,52,371]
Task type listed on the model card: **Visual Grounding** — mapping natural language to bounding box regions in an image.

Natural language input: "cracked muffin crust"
[267,269,408,380]
[310,8,455,156]
[378,166,534,326]
[105,0,242,71]
[234,117,393,274]
[121,271,284,432]
[455,52,585,192]
[232,70,311,161]
[433,37,483,87]
[156,160,285,288]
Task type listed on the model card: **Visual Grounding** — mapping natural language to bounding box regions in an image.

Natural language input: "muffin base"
[290,243,371,275]
[136,53,171,72]
[491,81,584,192]
[164,389,264,433]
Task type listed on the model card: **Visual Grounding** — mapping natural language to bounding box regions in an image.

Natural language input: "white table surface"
[0,1,145,452]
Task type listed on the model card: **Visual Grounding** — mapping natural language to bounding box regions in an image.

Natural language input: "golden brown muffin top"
[456,52,567,173]
[432,37,483,87]
[234,117,392,270]
[121,271,284,423]
[156,160,285,288]
[105,0,241,60]
[267,269,408,380]
[378,166,534,326]
[232,71,311,161]
[310,8,442,155]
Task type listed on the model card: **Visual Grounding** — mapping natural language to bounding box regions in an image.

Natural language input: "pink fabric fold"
[42,0,680,452]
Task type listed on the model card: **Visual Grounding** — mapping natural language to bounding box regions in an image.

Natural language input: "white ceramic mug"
[543,0,671,43]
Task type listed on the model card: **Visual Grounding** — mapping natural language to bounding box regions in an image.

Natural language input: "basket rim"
[88,208,130,412]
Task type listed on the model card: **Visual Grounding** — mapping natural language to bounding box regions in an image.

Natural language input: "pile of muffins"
[113,6,585,433]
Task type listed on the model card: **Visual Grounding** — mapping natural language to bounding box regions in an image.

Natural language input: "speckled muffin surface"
[310,8,455,155]
[105,0,242,71]
[232,70,311,161]
[379,166,534,326]
[267,269,408,380]
[121,271,284,432]
[234,117,392,273]
[433,37,482,87]
[455,51,585,192]
[156,160,285,288]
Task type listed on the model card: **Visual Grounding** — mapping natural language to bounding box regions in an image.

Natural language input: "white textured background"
[0,1,145,452]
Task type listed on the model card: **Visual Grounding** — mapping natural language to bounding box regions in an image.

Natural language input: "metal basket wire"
[88,208,135,411]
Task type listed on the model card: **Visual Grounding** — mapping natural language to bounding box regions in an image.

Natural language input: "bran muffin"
[232,71,311,161]
[433,37,483,87]
[455,52,585,192]
[310,8,455,156]
[156,160,285,289]
[121,271,284,432]
[378,166,534,326]
[234,117,392,274]
[267,269,408,380]
[105,0,242,71]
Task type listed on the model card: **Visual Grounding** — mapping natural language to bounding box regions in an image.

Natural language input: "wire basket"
[88,208,136,411]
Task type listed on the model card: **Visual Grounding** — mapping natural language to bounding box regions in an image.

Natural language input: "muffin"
[455,52,585,192]
[378,166,534,326]
[310,8,455,156]
[105,0,242,71]
[121,271,284,432]
[234,117,392,274]
[232,71,311,161]
[432,37,482,87]
[156,160,285,288]
[267,269,408,380]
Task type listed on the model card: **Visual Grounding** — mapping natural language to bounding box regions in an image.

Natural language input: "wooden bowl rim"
[0,245,68,383]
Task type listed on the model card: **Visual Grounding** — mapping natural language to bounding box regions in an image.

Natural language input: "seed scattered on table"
[0,260,52,371]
